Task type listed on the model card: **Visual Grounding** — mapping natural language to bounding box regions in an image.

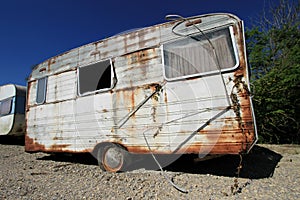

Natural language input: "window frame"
[161,26,240,81]
[77,59,115,96]
[36,77,47,104]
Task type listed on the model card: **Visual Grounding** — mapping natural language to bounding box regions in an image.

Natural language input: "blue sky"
[0,0,279,86]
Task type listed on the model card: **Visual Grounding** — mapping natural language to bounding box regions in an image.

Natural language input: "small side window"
[36,77,47,104]
[0,98,13,116]
[78,59,113,95]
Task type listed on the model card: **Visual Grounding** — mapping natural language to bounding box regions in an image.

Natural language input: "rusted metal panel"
[25,13,257,156]
[28,26,161,83]
[114,48,163,89]
[26,100,78,152]
[30,49,78,81]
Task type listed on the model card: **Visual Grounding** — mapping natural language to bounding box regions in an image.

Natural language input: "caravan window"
[0,97,13,116]
[36,77,47,104]
[78,59,113,95]
[162,27,239,80]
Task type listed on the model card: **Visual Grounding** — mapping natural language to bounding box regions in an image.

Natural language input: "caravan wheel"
[97,144,127,172]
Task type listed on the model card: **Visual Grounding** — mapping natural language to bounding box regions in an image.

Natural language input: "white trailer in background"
[0,84,26,136]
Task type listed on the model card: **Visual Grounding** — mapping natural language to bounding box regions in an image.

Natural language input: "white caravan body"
[25,13,257,171]
[0,84,26,136]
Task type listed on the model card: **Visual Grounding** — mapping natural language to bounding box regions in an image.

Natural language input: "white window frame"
[36,77,47,104]
[162,26,240,81]
[77,59,114,96]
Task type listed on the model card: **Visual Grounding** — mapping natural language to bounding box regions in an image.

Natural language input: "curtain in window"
[164,28,236,79]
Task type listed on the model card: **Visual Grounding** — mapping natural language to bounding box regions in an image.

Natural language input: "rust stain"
[234,24,247,78]
[115,82,160,93]
[124,112,253,155]
[126,48,158,65]
[229,28,256,151]
[151,106,157,122]
[126,146,169,154]
[123,28,159,51]
[47,58,56,72]
[185,18,202,27]
[131,87,135,109]
[26,83,32,111]
[232,24,238,36]
[164,88,168,103]
[25,134,46,152]
[50,144,71,151]
[126,142,245,155]
[179,143,245,154]
[90,42,101,57]
[39,68,46,72]
[25,135,91,153]
[90,50,100,56]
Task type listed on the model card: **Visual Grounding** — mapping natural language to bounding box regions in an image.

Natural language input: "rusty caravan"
[0,84,26,136]
[25,13,257,172]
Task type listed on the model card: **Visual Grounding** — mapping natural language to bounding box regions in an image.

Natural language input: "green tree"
[246,0,300,144]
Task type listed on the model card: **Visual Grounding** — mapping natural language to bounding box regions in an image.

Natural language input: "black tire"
[97,143,129,172]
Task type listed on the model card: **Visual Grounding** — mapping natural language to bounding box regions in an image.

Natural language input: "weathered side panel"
[27,81,37,107]
[73,47,164,151]
[47,70,77,102]
[30,50,78,81]
[111,74,244,154]
[26,71,78,152]
[26,100,78,152]
[114,48,163,89]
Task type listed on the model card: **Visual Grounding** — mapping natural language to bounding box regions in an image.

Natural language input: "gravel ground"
[0,137,299,199]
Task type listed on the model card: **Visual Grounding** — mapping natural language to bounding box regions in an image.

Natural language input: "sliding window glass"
[36,77,47,104]
[0,98,13,116]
